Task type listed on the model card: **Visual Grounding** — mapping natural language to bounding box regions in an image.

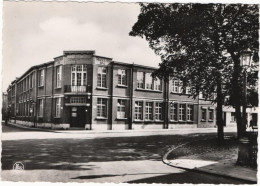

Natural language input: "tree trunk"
[216,78,224,142]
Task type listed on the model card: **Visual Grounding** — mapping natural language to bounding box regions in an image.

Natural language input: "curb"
[162,141,257,183]
[4,122,58,133]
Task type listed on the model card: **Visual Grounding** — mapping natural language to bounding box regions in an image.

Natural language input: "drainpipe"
[109,63,114,130]
[129,64,134,130]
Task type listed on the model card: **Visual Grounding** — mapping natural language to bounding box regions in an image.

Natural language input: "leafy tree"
[130,3,259,140]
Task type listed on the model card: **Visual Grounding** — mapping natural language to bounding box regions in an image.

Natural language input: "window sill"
[154,120,164,123]
[96,87,108,90]
[96,117,107,120]
[201,119,206,122]
[117,85,128,88]
[136,88,162,93]
[171,92,190,95]
[208,119,214,122]
[55,87,62,90]
[38,85,44,88]
[116,117,128,120]
[133,119,144,123]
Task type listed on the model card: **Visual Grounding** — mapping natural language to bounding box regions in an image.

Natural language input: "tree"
[130,3,259,140]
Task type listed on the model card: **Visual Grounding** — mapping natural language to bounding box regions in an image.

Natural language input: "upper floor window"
[145,73,153,90]
[201,108,206,120]
[56,66,62,88]
[39,69,44,87]
[172,80,179,93]
[118,69,127,86]
[71,65,87,86]
[186,87,191,94]
[97,67,107,88]
[155,102,163,121]
[137,72,144,89]
[154,78,162,91]
[117,99,126,119]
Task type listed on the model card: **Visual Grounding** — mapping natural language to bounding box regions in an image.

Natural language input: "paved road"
[1,123,248,183]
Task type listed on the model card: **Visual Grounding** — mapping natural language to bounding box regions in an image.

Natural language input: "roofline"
[112,61,158,70]
[93,55,113,60]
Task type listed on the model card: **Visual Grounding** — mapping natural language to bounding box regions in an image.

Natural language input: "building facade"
[6,50,217,130]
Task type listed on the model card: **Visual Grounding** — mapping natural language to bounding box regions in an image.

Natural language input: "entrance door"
[70,107,86,128]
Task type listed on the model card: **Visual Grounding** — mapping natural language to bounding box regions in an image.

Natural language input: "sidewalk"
[163,137,257,183]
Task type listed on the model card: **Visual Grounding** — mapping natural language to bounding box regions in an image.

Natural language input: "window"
[71,65,87,86]
[137,72,144,89]
[97,98,107,118]
[231,112,236,122]
[173,80,179,93]
[170,103,177,121]
[145,73,153,89]
[145,102,153,120]
[39,69,44,86]
[155,102,163,121]
[154,78,161,91]
[97,67,107,88]
[70,97,87,103]
[178,81,183,93]
[135,101,143,120]
[186,87,191,94]
[30,74,33,88]
[118,69,127,86]
[209,109,214,121]
[55,98,61,117]
[56,66,62,88]
[201,109,206,120]
[187,105,194,121]
[117,99,126,118]
[179,104,185,121]
[38,99,43,117]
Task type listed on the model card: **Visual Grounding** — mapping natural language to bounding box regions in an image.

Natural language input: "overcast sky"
[2,1,161,91]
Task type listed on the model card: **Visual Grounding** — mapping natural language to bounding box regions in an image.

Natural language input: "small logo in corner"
[13,162,24,170]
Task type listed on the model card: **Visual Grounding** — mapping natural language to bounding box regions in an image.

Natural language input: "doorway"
[70,106,86,128]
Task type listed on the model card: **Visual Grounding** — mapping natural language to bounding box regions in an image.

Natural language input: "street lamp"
[240,48,253,135]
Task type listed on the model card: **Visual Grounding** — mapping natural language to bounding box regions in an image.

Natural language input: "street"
[1,123,249,184]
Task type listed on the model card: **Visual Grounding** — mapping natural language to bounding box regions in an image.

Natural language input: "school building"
[6,50,223,130]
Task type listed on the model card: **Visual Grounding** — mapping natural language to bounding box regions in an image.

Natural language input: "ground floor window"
[187,105,194,121]
[145,102,153,120]
[97,98,107,118]
[117,99,126,118]
[155,102,163,121]
[135,101,143,120]
[201,109,206,121]
[179,104,185,121]
[55,98,61,118]
[209,109,214,121]
[231,112,236,122]
[38,99,43,117]
[170,103,177,121]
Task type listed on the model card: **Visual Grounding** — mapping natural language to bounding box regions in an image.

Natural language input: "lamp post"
[240,48,253,136]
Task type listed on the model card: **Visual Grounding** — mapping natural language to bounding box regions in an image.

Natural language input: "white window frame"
[173,80,179,93]
[135,101,143,120]
[179,104,185,121]
[39,69,44,87]
[145,73,153,90]
[154,78,161,91]
[55,98,61,118]
[145,102,153,120]
[187,105,193,121]
[155,102,163,121]
[170,103,177,121]
[118,69,127,86]
[117,99,126,119]
[97,67,107,88]
[38,99,43,117]
[56,66,62,88]
[97,98,107,118]
[71,65,87,86]
[137,72,144,89]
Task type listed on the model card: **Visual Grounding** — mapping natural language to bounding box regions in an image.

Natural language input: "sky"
[2,1,161,91]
